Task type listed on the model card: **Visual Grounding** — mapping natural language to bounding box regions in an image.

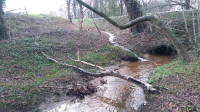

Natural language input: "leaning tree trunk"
[123,0,145,33]
[75,0,190,63]
[0,0,6,41]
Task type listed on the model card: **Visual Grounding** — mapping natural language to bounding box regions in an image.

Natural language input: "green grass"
[0,37,70,106]
[81,45,137,66]
[148,57,200,83]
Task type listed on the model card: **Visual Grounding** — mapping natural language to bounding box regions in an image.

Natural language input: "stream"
[39,32,174,112]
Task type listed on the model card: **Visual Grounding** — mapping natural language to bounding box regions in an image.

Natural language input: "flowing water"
[40,55,174,112]
[102,31,147,61]
[39,32,174,112]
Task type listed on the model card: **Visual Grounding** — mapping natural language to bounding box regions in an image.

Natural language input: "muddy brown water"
[39,55,174,112]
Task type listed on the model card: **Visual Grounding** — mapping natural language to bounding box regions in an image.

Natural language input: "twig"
[67,56,105,70]
[181,97,198,112]
[1,94,22,98]
[77,48,80,61]
[176,95,198,112]
[39,86,68,89]
[182,10,192,43]
[170,28,191,38]
[170,28,187,33]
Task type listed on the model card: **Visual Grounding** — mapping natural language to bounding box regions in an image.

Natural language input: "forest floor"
[0,12,200,111]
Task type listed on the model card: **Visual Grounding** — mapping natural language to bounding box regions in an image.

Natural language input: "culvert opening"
[148,45,177,55]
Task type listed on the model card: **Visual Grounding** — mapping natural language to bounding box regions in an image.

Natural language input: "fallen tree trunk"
[42,52,159,94]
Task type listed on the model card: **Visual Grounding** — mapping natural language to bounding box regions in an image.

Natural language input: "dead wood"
[42,52,159,94]
[38,86,68,89]
[66,50,105,70]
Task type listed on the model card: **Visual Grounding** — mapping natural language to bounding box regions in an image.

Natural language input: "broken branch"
[67,56,105,70]
[42,52,159,94]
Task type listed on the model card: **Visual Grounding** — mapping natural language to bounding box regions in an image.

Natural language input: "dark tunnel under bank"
[148,45,177,55]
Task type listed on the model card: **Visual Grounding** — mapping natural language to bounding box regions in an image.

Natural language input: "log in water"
[39,55,174,112]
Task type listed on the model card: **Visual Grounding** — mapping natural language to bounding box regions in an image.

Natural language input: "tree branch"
[42,52,159,93]
[75,0,190,63]
[67,56,105,70]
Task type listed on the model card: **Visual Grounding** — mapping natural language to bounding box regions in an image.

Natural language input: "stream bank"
[38,32,175,112]
[39,54,174,112]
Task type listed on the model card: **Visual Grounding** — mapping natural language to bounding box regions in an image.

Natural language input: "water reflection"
[42,55,174,112]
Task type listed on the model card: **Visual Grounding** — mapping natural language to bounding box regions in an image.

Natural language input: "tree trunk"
[123,0,145,33]
[100,0,103,12]
[182,10,192,43]
[94,0,98,18]
[75,0,190,63]
[120,0,123,16]
[185,0,190,9]
[73,0,77,19]
[192,10,196,43]
[67,0,72,23]
[0,0,6,41]
[104,0,107,15]
[197,1,200,36]
[78,3,84,31]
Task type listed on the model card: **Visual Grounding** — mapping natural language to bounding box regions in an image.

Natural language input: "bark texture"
[123,0,145,33]
[185,0,190,9]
